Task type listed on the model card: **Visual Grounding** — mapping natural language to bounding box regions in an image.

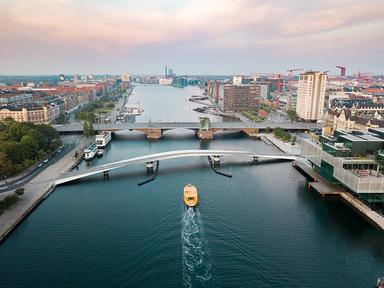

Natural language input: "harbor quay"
[0,137,90,243]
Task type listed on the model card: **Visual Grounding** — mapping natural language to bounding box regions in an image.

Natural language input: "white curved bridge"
[55,149,296,185]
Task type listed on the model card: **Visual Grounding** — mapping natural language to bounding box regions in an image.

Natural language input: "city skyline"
[0,0,383,75]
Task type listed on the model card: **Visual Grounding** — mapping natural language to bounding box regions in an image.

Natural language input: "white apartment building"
[296,71,327,121]
[232,76,243,86]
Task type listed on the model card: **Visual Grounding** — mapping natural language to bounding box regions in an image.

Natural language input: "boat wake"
[181,207,217,288]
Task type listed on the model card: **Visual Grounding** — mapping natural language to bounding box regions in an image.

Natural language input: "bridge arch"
[55,149,296,185]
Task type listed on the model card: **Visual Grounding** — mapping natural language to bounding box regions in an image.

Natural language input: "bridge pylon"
[197,117,214,140]
[146,161,154,174]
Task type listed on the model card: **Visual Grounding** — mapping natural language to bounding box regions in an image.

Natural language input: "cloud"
[0,0,383,73]
[281,2,384,36]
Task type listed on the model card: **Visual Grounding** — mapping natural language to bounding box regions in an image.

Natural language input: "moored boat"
[96,131,111,148]
[84,143,98,161]
[184,184,198,207]
[97,149,104,158]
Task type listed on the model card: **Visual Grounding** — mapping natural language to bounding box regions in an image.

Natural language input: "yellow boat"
[184,184,198,207]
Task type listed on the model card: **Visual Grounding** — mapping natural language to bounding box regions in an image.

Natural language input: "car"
[58,149,62,153]
[43,159,48,163]
[38,163,43,167]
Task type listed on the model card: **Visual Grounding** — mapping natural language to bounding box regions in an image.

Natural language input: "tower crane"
[336,66,346,94]
[357,71,373,91]
[286,68,303,109]
[275,74,282,107]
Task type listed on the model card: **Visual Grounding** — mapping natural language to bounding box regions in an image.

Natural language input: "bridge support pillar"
[147,128,163,139]
[242,128,259,137]
[197,129,214,140]
[212,155,220,167]
[146,161,154,174]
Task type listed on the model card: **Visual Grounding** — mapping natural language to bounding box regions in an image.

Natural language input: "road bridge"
[55,149,297,185]
[54,121,318,139]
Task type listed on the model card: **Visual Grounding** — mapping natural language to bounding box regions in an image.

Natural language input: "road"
[0,135,82,193]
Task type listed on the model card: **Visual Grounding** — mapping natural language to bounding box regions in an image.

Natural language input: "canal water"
[127,84,222,122]
[0,85,383,288]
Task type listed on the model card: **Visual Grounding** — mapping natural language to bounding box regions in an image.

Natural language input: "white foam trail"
[181,207,217,288]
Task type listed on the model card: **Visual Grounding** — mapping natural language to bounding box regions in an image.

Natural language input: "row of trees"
[83,121,94,137]
[0,188,24,215]
[0,119,62,177]
[273,127,292,142]
[75,96,116,123]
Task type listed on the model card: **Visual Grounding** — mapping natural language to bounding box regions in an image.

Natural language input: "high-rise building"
[223,84,260,112]
[232,76,243,85]
[121,74,131,82]
[296,71,327,121]
[258,83,270,101]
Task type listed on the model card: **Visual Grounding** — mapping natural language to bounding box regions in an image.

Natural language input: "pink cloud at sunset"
[0,0,383,74]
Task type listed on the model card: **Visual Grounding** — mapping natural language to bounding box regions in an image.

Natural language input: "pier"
[294,160,384,232]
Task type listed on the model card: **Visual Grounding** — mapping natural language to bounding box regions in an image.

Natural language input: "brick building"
[223,84,261,112]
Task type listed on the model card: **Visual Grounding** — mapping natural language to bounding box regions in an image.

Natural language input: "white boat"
[97,149,104,158]
[122,103,144,116]
[84,143,98,160]
[96,131,111,148]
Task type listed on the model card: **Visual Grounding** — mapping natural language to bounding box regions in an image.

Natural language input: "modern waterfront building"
[296,71,327,121]
[223,84,261,112]
[302,129,384,203]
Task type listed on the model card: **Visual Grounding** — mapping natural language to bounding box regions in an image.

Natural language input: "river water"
[0,84,383,288]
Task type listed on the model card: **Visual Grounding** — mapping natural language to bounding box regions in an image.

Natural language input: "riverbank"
[0,137,90,243]
[258,133,301,155]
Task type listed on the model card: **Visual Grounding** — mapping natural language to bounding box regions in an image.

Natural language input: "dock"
[294,159,384,232]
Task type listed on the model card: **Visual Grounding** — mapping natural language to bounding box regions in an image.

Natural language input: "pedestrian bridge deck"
[55,149,296,185]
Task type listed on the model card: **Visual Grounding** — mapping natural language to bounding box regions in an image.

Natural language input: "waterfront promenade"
[0,138,89,242]
[258,133,302,155]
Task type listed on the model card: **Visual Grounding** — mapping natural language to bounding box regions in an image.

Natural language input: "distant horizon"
[0,71,383,78]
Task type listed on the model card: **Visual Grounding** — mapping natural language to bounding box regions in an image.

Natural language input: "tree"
[55,114,66,124]
[15,187,24,197]
[83,121,89,137]
[83,121,94,137]
[0,119,61,176]
[0,152,11,177]
[286,109,298,122]
[3,194,19,209]
[88,122,94,136]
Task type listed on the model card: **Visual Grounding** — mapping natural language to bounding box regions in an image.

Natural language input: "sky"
[0,0,383,75]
